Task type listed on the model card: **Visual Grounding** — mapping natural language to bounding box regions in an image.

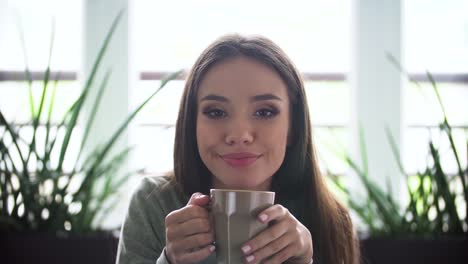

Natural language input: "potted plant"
[0,11,180,264]
[327,66,468,263]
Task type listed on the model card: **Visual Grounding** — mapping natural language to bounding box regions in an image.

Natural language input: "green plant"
[0,11,181,233]
[327,68,468,238]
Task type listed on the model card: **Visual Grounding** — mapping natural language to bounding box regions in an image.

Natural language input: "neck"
[211,177,272,191]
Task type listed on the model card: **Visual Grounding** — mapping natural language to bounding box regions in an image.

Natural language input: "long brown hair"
[173,34,360,264]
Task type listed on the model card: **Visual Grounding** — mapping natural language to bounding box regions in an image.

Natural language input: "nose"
[224,118,254,146]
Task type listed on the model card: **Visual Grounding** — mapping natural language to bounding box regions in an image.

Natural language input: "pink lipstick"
[221,152,260,168]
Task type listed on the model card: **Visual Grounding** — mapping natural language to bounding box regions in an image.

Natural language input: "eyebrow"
[200,93,283,102]
[200,94,228,102]
[251,93,282,102]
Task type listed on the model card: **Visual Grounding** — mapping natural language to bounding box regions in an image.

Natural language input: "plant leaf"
[385,126,406,175]
[15,14,34,117]
[428,141,463,233]
[75,69,112,170]
[84,70,182,178]
[358,123,369,177]
[57,10,124,172]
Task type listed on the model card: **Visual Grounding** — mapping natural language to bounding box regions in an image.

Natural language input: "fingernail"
[258,213,268,222]
[209,245,215,252]
[241,245,251,254]
[246,255,255,263]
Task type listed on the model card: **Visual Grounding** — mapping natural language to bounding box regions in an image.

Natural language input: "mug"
[210,189,275,264]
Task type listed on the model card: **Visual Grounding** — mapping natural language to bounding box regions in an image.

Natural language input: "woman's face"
[196,56,290,191]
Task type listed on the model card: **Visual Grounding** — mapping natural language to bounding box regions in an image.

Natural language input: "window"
[404,0,468,174]
[2,0,467,229]
[0,0,83,171]
[2,0,466,187]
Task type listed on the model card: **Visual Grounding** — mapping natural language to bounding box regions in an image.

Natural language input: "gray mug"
[210,189,275,264]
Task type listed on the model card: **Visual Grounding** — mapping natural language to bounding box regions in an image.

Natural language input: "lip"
[220,152,261,168]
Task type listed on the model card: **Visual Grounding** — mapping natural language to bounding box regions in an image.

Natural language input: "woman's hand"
[240,205,313,264]
[165,193,215,264]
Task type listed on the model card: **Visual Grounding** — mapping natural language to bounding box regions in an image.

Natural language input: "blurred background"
[0,1,467,262]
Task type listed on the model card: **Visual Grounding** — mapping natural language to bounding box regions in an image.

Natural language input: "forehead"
[197,56,288,99]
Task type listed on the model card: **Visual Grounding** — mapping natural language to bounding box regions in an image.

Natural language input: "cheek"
[261,121,289,159]
[196,118,217,152]
[269,117,290,146]
[272,130,289,158]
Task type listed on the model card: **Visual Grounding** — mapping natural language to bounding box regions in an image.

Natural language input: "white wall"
[82,0,133,229]
[349,0,404,202]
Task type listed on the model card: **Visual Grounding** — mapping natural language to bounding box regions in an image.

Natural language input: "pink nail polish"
[241,245,251,254]
[246,255,255,263]
[259,213,268,222]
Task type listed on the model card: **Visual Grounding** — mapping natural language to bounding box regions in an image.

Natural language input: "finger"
[257,204,290,224]
[172,232,215,253]
[262,244,296,264]
[174,243,216,264]
[241,219,290,256]
[167,217,212,240]
[243,232,293,264]
[165,204,210,225]
[187,192,211,207]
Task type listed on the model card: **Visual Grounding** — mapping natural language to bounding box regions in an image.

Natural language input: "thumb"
[187,192,210,207]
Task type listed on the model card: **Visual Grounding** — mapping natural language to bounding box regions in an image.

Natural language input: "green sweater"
[116,175,216,264]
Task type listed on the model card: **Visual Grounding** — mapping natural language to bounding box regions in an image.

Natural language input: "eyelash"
[202,107,279,120]
[254,108,279,119]
[202,108,227,119]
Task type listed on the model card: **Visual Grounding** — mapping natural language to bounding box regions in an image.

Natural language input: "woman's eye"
[255,108,278,119]
[203,108,227,119]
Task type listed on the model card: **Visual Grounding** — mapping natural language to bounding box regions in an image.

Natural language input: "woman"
[117,34,360,264]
